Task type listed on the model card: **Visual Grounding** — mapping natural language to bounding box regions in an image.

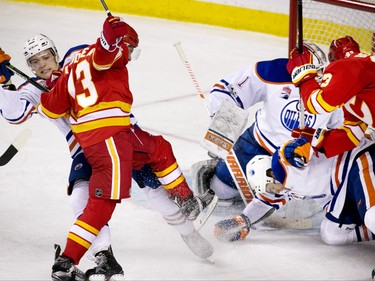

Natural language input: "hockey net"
[289,0,375,55]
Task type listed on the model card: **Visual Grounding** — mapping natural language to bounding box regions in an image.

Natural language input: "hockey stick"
[0,128,32,166]
[174,41,255,204]
[296,0,306,130]
[0,47,48,92]
[100,0,112,16]
[173,42,211,116]
[6,63,48,92]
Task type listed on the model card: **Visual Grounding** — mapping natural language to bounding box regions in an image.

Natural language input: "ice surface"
[0,2,374,280]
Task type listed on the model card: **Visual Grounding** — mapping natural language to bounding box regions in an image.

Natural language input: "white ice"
[0,2,374,280]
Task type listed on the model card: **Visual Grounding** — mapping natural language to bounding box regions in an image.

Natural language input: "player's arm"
[299,60,368,115]
[0,83,40,124]
[37,72,70,119]
[0,48,44,124]
[311,111,367,158]
[93,16,130,70]
[208,64,266,116]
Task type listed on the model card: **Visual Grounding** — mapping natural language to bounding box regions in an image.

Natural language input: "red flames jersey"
[39,39,133,148]
[300,54,375,157]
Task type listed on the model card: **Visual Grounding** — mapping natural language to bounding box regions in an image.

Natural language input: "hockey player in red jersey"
[281,35,375,278]
[281,35,375,162]
[37,16,215,281]
[0,31,215,281]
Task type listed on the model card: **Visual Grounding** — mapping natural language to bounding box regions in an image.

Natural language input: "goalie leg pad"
[191,158,219,196]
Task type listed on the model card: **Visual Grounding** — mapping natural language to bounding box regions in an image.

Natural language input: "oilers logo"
[280,100,316,131]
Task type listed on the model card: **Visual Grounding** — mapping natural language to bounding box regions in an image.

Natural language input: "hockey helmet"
[23,34,59,65]
[246,155,276,194]
[328,35,360,62]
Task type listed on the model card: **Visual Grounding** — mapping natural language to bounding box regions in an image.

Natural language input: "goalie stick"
[0,129,32,166]
[174,41,255,204]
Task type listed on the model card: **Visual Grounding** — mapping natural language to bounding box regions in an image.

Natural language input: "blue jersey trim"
[255,58,291,83]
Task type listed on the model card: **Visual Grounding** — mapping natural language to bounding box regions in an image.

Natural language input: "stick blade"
[12,128,32,150]
[0,129,32,166]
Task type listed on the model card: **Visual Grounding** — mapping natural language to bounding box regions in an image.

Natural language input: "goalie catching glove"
[0,49,14,84]
[286,46,318,87]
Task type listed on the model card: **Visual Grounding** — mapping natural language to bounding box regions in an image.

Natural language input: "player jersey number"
[69,60,99,108]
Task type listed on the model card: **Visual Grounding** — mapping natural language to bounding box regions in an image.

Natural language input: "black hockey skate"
[51,255,85,281]
[180,188,217,221]
[85,249,124,281]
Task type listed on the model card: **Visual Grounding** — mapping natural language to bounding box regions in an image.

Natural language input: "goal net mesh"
[301,0,375,54]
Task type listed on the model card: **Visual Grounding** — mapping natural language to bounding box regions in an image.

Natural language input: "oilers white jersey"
[266,151,335,210]
[327,137,375,222]
[0,45,138,159]
[0,45,88,158]
[209,58,343,154]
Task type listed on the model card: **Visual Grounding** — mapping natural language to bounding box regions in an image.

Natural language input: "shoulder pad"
[255,58,291,83]
[59,44,89,67]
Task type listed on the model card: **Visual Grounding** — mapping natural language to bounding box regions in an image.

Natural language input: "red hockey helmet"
[124,25,139,48]
[328,35,360,62]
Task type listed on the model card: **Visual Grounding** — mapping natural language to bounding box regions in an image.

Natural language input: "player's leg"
[131,128,217,221]
[53,131,132,281]
[144,185,213,259]
[322,147,375,246]
[68,153,114,259]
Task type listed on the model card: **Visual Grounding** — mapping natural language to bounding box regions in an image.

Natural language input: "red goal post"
[289,0,375,55]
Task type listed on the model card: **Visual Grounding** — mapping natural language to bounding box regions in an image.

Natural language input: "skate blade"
[204,255,215,264]
[88,274,125,281]
[110,274,126,281]
[194,195,219,230]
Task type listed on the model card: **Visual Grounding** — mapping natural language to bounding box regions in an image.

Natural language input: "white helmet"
[23,34,59,64]
[246,155,275,194]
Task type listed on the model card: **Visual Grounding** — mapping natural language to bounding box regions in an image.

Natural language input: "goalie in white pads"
[205,43,342,202]
[192,44,342,226]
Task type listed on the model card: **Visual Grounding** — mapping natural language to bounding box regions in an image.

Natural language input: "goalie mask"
[24,34,59,64]
[303,41,328,69]
[246,155,280,194]
[328,35,360,62]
